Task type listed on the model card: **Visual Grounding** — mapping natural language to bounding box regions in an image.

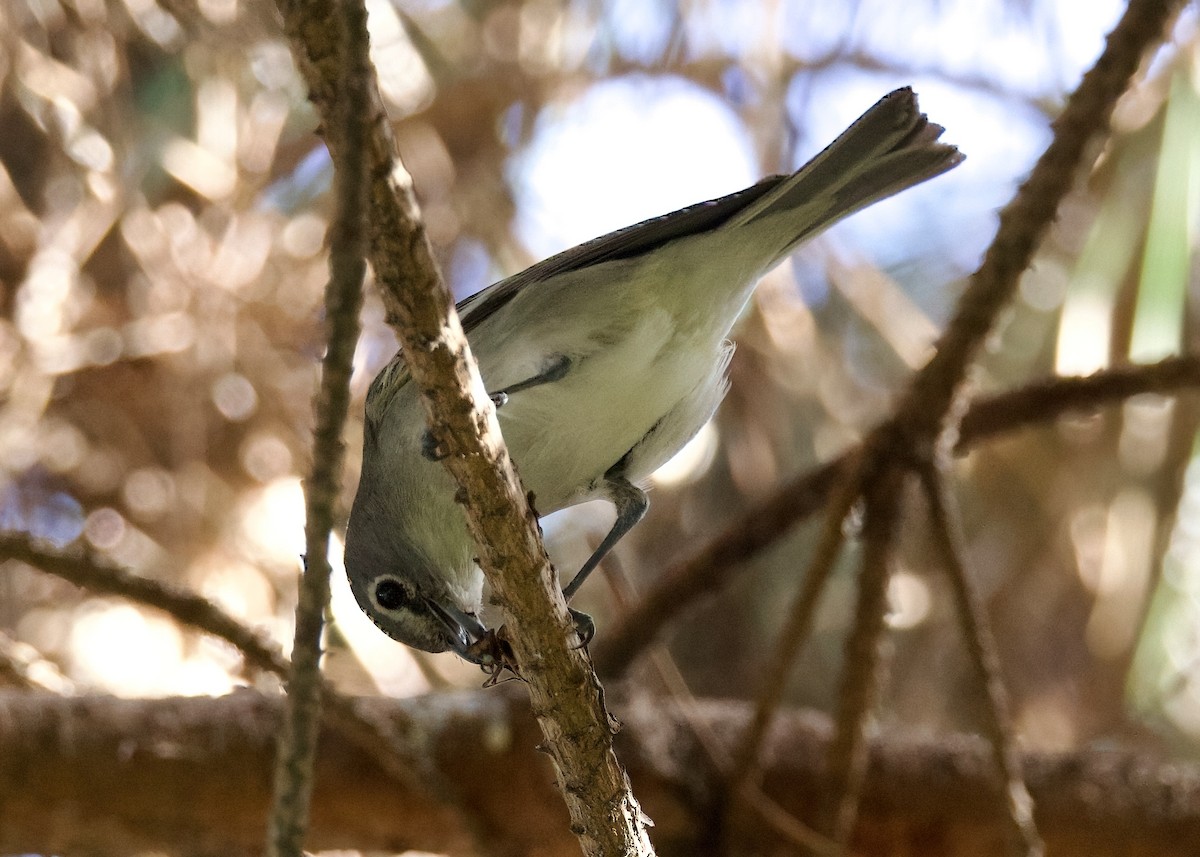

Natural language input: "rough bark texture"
[275,0,654,851]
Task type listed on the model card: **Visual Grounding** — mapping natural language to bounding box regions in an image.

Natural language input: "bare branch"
[919,463,1042,857]
[266,0,371,852]
[0,533,289,675]
[0,534,477,840]
[896,0,1181,439]
[606,6,1183,845]
[729,447,866,792]
[958,355,1200,442]
[272,0,653,852]
[823,458,904,846]
[3,691,1200,857]
[595,355,1200,678]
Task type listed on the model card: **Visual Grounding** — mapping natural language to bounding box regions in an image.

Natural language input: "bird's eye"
[373,577,412,611]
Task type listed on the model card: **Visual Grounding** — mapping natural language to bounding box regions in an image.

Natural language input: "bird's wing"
[363,176,787,433]
[456,176,786,331]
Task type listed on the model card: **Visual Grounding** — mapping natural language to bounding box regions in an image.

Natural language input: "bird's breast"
[491,305,727,512]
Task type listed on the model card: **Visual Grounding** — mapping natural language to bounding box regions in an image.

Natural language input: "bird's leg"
[420,355,572,461]
[563,477,648,599]
[562,476,648,646]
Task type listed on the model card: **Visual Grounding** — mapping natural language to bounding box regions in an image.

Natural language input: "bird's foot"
[568,608,595,649]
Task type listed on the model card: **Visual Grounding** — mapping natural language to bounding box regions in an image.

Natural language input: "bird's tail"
[727,87,963,259]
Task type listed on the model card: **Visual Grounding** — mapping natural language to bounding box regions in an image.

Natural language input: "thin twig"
[0,533,473,838]
[823,460,904,848]
[595,354,1200,678]
[601,551,836,854]
[958,355,1200,442]
[0,533,289,675]
[918,462,1043,857]
[729,446,868,791]
[817,3,1179,842]
[735,7,1180,846]
[266,0,369,848]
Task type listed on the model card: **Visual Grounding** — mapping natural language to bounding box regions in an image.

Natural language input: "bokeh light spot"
[212,373,258,421]
[122,467,175,519]
[281,213,327,259]
[84,507,126,550]
[240,432,293,483]
[886,569,932,630]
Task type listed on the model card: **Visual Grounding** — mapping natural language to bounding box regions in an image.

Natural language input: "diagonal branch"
[729,446,867,790]
[273,0,654,853]
[0,532,483,849]
[895,0,1181,439]
[663,2,1181,848]
[595,354,1200,678]
[0,533,290,676]
[918,462,1042,856]
[958,354,1200,441]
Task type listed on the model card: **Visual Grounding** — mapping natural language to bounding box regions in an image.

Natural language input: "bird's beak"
[426,599,488,663]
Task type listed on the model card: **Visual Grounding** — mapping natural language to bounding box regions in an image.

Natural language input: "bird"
[344,87,963,661]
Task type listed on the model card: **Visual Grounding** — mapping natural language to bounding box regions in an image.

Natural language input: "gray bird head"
[343,499,487,661]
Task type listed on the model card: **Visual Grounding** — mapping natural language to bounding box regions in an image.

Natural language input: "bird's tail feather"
[727,87,963,257]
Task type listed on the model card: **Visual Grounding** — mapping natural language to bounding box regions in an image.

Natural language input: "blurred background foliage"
[1,0,1199,765]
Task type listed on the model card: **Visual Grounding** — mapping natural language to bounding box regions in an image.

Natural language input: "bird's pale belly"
[488,308,729,514]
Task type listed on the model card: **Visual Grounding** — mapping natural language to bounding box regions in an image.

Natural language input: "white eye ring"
[370,576,414,615]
